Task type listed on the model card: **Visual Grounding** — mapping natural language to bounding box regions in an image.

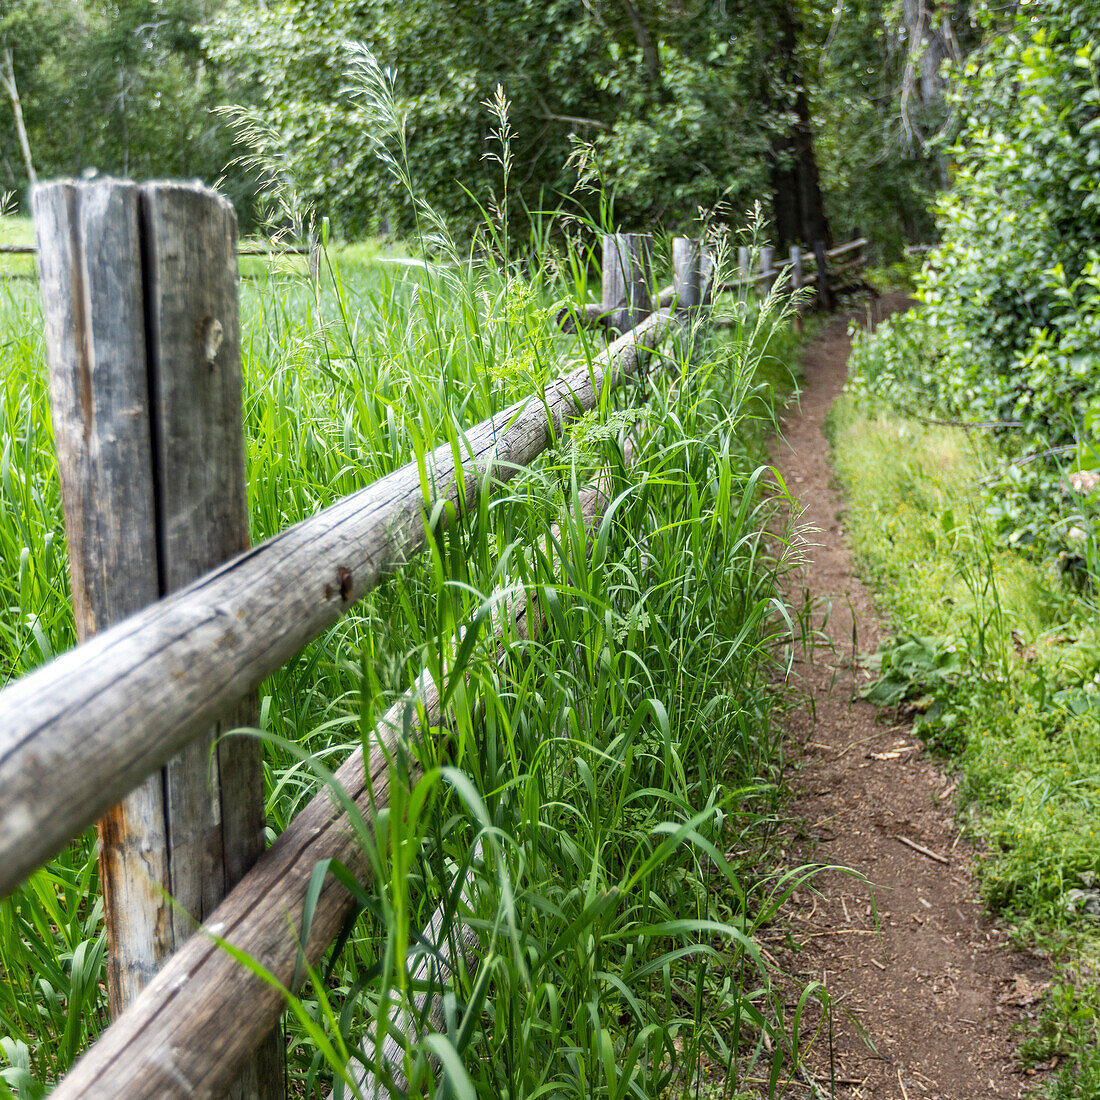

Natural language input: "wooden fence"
[0,178,866,1099]
[727,236,869,311]
[0,241,311,256]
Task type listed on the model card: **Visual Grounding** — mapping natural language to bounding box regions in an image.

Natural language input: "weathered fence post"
[672,236,704,361]
[759,245,775,295]
[813,238,833,310]
[602,232,652,333]
[789,244,804,334]
[32,179,284,1099]
[671,237,703,314]
[737,244,750,286]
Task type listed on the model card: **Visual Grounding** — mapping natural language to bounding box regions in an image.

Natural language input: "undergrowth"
[829,386,1100,1099]
[0,70,820,1100]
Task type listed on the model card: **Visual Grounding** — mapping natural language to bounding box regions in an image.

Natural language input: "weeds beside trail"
[0,204,828,1096]
[831,332,1100,1099]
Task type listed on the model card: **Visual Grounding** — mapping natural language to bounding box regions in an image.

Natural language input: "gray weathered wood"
[759,245,775,294]
[8,244,312,256]
[789,245,803,294]
[824,236,867,260]
[0,309,674,902]
[671,238,702,313]
[737,245,750,282]
[48,664,439,1100]
[32,178,282,1097]
[601,233,652,333]
[32,179,170,1010]
[830,256,867,278]
[558,280,678,333]
[140,183,284,1098]
[139,181,261,947]
[50,473,618,1100]
[671,237,704,362]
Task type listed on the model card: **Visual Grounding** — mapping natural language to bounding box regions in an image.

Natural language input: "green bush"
[915,0,1100,443]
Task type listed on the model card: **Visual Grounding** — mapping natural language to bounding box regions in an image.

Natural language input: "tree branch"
[619,0,660,86]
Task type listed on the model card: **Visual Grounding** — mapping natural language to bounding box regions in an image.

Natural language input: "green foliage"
[0,0,256,218]
[901,0,1100,441]
[830,393,1100,1097]
[860,633,959,708]
[814,0,950,259]
[201,0,787,239]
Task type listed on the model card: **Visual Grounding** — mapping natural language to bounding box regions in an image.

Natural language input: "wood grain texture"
[601,233,652,333]
[140,182,262,942]
[139,183,283,1097]
[32,180,173,1009]
[671,238,702,312]
[0,309,674,901]
[34,179,281,1095]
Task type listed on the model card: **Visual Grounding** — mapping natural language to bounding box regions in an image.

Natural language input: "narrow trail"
[767,297,1049,1100]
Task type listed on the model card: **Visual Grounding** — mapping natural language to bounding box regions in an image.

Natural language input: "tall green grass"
[0,226,820,1097]
[830,383,1100,1100]
[0,71,818,1097]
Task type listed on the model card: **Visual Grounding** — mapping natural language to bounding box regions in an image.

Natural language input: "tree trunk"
[620,0,660,86]
[765,2,831,252]
[1,47,37,186]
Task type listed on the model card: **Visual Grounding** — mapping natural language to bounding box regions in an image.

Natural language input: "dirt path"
[767,296,1049,1099]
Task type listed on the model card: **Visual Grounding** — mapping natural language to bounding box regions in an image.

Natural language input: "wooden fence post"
[671,237,703,313]
[789,244,804,334]
[759,245,775,295]
[32,179,284,1099]
[813,238,833,310]
[737,245,750,285]
[672,236,703,361]
[601,232,652,333]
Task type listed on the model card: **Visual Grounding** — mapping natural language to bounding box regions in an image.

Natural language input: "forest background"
[1,0,974,258]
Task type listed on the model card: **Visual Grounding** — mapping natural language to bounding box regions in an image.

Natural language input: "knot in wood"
[202,317,224,365]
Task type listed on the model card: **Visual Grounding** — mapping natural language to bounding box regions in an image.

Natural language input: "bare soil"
[765,295,1050,1099]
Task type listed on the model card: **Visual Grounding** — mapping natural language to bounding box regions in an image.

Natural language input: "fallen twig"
[895,835,950,865]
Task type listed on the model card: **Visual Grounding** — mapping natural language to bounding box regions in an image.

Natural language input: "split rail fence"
[0,178,867,1099]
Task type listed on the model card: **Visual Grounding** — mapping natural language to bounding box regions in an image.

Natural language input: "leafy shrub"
[845,0,1100,560]
[916,0,1100,442]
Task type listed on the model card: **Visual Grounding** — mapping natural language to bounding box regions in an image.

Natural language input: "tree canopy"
[1,0,987,252]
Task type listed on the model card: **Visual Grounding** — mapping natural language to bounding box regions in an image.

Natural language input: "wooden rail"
[0,310,671,900]
[0,183,817,1096]
[719,236,868,296]
[1,242,312,256]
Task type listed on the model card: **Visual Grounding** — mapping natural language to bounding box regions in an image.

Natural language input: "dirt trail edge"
[767,296,1048,1100]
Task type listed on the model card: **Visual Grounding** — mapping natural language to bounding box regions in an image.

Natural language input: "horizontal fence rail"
[1,242,312,256]
[0,311,672,901]
[719,236,868,294]
[3,180,870,1097]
